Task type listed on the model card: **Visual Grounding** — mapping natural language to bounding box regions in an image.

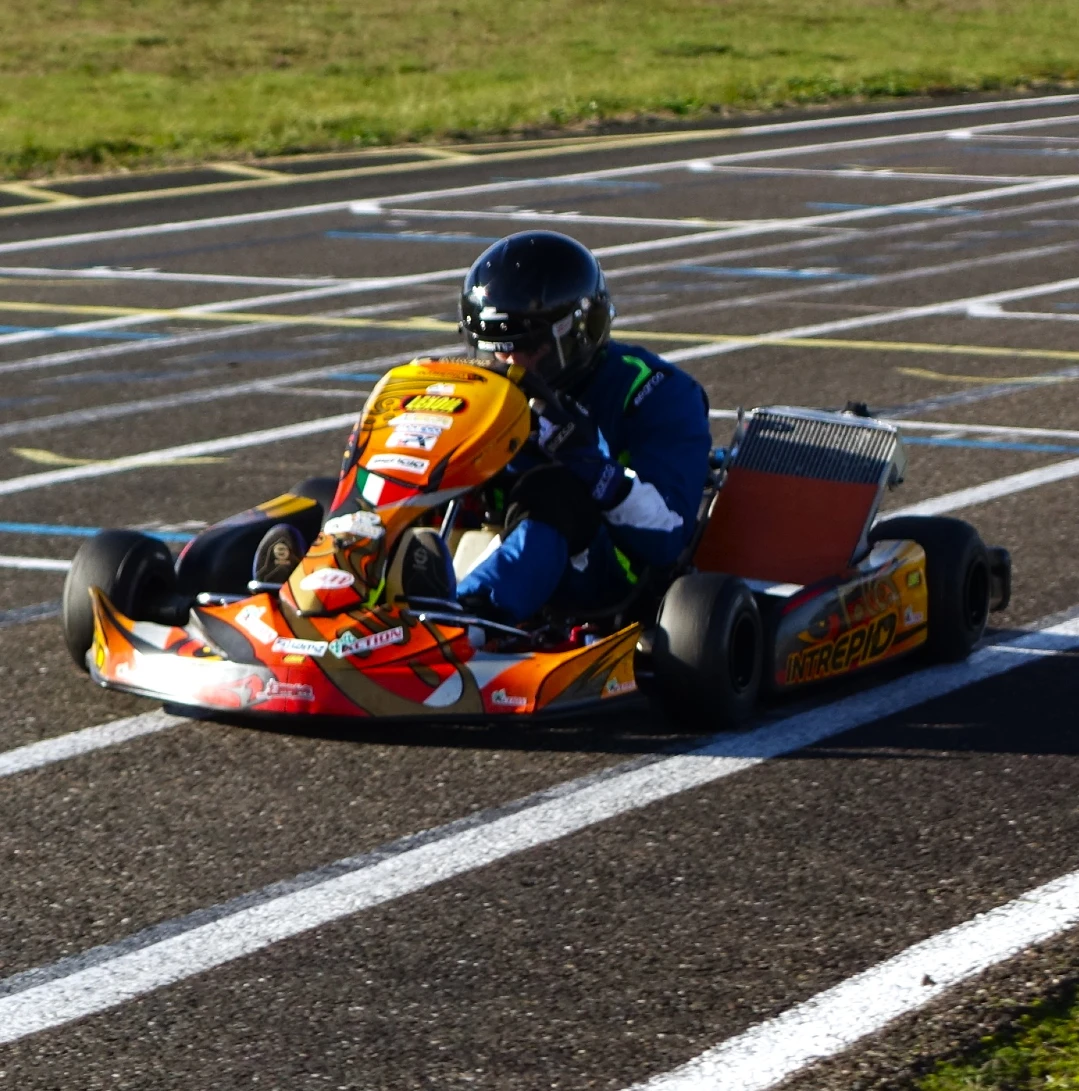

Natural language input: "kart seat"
[452,528,500,580]
[385,526,457,604]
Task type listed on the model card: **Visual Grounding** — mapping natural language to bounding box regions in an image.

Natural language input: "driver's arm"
[604,370,712,568]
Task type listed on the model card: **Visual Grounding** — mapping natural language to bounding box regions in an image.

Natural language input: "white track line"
[666,271,1079,362]
[0,265,355,289]
[0,245,1035,438]
[628,238,1077,329]
[353,206,745,230]
[4,229,1076,442]
[0,320,302,378]
[0,170,1067,354]
[3,179,1077,387]
[0,615,1076,1045]
[0,310,175,348]
[0,446,1061,785]
[0,294,445,379]
[0,413,356,497]
[588,173,1079,252]
[629,863,1079,1091]
[709,404,1079,514]
[959,132,1079,145]
[0,227,1060,402]
[366,168,1057,214]
[0,102,1075,257]
[0,711,184,779]
[370,188,1079,273]
[363,121,1079,222]
[0,268,462,352]
[969,303,1079,323]
[0,555,71,571]
[893,419,1079,441]
[0,341,458,441]
[266,383,368,399]
[406,175,1079,264]
[709,408,1079,443]
[608,188,1079,283]
[674,163,1055,185]
[892,456,1079,516]
[5,353,1079,503]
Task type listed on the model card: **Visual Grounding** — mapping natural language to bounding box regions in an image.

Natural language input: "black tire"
[62,530,178,671]
[869,515,991,662]
[652,572,763,727]
[175,481,333,598]
[290,475,339,523]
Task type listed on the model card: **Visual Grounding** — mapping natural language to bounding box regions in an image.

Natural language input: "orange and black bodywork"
[83,370,985,720]
[90,585,640,717]
[693,405,930,691]
[87,360,642,718]
[768,539,928,689]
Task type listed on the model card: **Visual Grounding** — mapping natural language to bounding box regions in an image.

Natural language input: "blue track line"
[0,522,195,543]
[0,396,53,410]
[326,231,501,244]
[904,436,1079,454]
[0,600,61,630]
[484,177,662,191]
[953,143,1079,159]
[43,368,215,386]
[805,202,980,217]
[709,435,1079,458]
[679,263,870,281]
[0,325,163,341]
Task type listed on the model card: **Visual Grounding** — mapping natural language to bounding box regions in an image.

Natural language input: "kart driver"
[454,230,712,624]
[252,230,712,621]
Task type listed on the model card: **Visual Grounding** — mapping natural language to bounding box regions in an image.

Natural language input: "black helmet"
[459,231,615,388]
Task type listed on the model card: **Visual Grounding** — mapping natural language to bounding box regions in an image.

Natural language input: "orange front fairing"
[86,357,640,720]
[89,586,642,719]
[289,359,532,614]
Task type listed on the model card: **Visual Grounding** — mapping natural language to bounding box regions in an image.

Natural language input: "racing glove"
[535,394,632,510]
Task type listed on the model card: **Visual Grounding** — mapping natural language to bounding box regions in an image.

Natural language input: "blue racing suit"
[456,340,712,622]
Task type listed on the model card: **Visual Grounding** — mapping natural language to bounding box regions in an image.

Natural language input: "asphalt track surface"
[2,94,1079,1089]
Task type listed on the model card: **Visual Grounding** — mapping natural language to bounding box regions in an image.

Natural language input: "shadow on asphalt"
[780,645,1079,762]
[165,692,701,757]
[164,626,1079,758]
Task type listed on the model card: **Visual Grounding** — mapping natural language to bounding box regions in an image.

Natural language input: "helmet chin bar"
[467,331,602,393]
[465,299,611,390]
[471,330,562,375]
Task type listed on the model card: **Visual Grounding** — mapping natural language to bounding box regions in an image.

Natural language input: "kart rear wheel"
[652,572,762,728]
[869,515,991,662]
[62,530,178,671]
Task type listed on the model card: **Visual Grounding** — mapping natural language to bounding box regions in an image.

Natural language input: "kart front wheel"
[62,530,179,671]
[652,572,762,728]
[869,515,990,662]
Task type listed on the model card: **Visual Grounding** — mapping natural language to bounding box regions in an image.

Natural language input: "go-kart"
[62,357,1012,727]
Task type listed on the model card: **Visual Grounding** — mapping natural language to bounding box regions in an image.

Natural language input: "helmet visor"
[465,311,573,381]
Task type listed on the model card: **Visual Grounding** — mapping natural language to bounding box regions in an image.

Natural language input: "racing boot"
[251,523,305,586]
[387,527,456,603]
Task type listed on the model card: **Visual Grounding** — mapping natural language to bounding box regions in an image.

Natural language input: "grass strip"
[919,985,1079,1089]
[0,0,1078,178]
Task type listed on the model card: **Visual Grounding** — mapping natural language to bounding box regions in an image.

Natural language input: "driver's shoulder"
[597,341,704,418]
